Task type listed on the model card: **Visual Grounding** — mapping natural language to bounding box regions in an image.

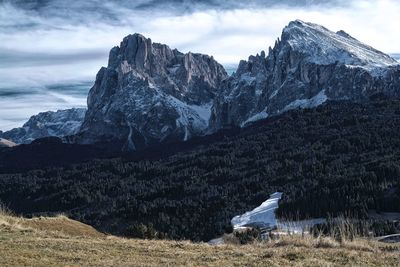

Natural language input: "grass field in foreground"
[0,212,399,267]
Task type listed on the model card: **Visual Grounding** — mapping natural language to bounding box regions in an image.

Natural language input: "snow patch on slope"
[231,192,282,230]
[189,102,213,123]
[165,93,212,141]
[278,218,326,234]
[230,192,326,234]
[240,108,269,127]
[284,89,328,112]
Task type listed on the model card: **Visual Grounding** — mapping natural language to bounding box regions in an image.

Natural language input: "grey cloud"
[5,0,347,25]
[0,49,107,68]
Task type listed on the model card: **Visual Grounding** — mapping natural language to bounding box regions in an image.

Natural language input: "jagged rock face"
[0,108,86,144]
[78,34,227,150]
[209,20,400,130]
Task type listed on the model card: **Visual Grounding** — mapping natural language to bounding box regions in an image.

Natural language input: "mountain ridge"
[209,20,400,130]
[2,20,400,149]
[76,33,227,150]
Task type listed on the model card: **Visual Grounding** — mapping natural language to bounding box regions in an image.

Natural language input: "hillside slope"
[1,99,400,241]
[0,213,399,267]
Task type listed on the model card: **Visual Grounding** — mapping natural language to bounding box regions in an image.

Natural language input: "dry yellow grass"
[0,212,104,238]
[0,212,399,267]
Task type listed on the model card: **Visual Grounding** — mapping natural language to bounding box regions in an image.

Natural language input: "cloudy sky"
[0,0,399,131]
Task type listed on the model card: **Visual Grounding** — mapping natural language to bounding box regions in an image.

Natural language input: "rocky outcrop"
[0,108,86,144]
[209,20,400,130]
[77,33,227,150]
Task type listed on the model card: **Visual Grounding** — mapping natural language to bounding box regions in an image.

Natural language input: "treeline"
[0,99,400,241]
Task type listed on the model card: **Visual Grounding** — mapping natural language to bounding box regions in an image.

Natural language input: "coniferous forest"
[0,98,400,241]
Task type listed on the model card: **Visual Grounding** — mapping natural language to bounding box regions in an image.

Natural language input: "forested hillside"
[0,98,400,241]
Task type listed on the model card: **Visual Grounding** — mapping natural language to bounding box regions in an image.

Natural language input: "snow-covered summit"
[282,20,398,69]
[209,20,400,131]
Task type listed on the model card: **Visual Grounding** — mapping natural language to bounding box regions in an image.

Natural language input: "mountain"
[77,21,400,148]
[4,20,399,149]
[76,33,227,150]
[209,20,400,130]
[0,108,86,144]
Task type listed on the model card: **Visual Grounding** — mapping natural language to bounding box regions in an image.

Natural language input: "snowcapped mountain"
[8,21,399,149]
[209,20,400,130]
[0,108,86,144]
[76,33,227,150]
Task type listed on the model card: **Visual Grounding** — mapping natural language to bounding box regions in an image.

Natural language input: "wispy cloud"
[1,0,399,65]
[0,83,88,130]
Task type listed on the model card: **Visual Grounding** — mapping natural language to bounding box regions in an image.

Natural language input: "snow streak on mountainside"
[0,108,86,144]
[76,34,227,150]
[209,20,400,131]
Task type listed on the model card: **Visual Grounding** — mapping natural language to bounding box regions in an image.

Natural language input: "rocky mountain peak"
[104,33,227,105]
[235,51,267,77]
[77,33,228,150]
[209,20,400,131]
[109,34,146,68]
[9,21,400,151]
